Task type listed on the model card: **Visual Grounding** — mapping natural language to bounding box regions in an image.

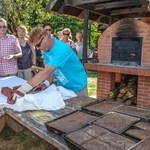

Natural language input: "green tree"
[0,0,50,34]
[48,14,101,49]
[0,0,100,48]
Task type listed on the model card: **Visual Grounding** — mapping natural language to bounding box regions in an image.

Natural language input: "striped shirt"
[0,34,22,76]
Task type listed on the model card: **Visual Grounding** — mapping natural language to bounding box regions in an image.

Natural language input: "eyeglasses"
[45,29,51,31]
[63,33,70,36]
[0,25,7,29]
[35,36,45,48]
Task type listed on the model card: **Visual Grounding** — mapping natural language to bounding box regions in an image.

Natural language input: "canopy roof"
[46,0,150,24]
[46,0,150,63]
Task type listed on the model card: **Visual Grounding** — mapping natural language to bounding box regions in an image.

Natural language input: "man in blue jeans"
[12,27,88,102]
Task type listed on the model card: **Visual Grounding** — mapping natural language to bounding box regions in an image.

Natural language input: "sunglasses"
[35,36,45,48]
[0,25,7,29]
[63,33,70,36]
[45,29,51,31]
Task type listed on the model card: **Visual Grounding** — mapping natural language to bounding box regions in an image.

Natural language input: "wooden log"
[107,91,115,98]
[117,93,124,98]
[122,95,128,101]
[107,89,119,98]
[129,87,135,94]
[126,91,134,98]
[119,87,128,94]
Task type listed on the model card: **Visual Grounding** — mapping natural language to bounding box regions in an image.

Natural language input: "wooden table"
[0,76,73,150]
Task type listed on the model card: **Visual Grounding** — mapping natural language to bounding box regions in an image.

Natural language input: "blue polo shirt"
[43,38,87,92]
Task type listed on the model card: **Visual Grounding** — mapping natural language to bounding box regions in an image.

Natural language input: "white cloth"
[58,86,77,100]
[0,76,77,112]
[13,84,66,112]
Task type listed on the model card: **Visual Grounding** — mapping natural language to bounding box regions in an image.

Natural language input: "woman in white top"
[61,28,77,54]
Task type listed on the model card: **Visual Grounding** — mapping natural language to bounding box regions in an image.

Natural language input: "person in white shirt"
[61,28,77,54]
[75,32,90,63]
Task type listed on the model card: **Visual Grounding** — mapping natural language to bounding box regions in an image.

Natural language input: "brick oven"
[85,18,150,109]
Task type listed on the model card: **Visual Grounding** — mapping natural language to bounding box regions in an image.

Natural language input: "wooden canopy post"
[82,9,89,64]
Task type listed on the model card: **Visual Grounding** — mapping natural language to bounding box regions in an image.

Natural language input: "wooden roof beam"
[64,3,111,19]
[96,15,104,22]
[94,0,148,10]
[66,0,114,6]
[46,0,58,11]
[111,6,149,15]
[58,3,65,13]
[78,9,86,19]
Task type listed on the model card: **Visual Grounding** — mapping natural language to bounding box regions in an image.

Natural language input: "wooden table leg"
[0,115,6,133]
[6,115,24,132]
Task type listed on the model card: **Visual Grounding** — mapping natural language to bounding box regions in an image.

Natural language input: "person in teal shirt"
[12,27,88,101]
[43,37,87,92]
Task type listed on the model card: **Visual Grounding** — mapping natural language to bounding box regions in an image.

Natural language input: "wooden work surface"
[0,95,150,150]
[0,76,76,150]
[0,95,97,150]
[0,77,96,150]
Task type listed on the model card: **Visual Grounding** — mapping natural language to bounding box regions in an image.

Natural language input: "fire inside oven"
[111,37,143,66]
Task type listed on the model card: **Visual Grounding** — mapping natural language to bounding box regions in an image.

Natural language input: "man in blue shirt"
[12,27,88,101]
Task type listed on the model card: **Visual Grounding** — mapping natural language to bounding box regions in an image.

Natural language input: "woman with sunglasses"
[12,27,88,102]
[61,28,77,54]
[42,23,54,38]
[17,25,36,80]
[0,18,22,77]
[35,23,55,68]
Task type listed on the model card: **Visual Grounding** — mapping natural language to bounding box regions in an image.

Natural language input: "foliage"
[89,22,101,49]
[0,0,101,48]
[49,15,101,49]
[0,0,50,34]
[87,71,97,96]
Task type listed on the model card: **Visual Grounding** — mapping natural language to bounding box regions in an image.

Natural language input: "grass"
[0,71,97,149]
[87,71,97,97]
[0,125,52,150]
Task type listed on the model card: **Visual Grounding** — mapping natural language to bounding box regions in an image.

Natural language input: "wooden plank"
[67,0,113,6]
[6,115,24,132]
[111,7,149,15]
[94,0,148,10]
[83,9,89,64]
[78,10,85,19]
[0,115,6,133]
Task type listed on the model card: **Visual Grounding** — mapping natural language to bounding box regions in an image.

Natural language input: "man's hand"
[12,83,33,101]
[6,55,15,61]
[32,80,50,92]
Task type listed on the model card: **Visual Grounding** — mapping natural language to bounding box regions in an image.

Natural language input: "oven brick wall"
[137,76,150,108]
[98,18,150,66]
[97,71,115,98]
[96,18,150,108]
